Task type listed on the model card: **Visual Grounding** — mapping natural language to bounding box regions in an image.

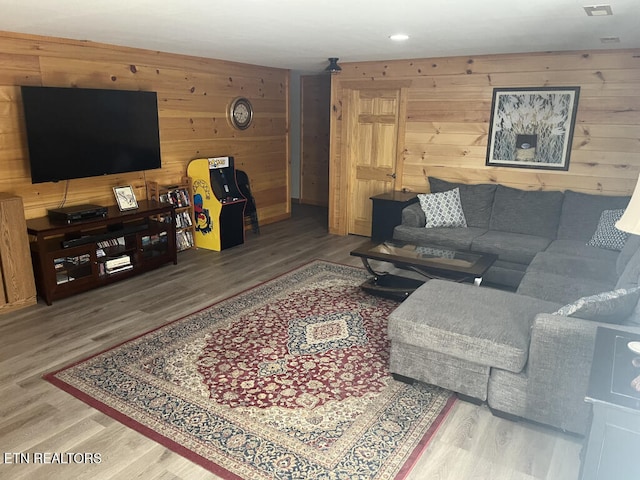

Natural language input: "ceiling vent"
[583,5,613,16]
[600,36,621,44]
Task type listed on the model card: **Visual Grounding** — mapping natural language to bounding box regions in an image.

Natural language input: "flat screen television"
[21,86,162,184]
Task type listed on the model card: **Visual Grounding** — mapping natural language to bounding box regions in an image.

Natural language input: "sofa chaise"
[387,178,640,434]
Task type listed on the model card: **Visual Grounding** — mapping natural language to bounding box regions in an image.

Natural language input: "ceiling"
[0,0,638,72]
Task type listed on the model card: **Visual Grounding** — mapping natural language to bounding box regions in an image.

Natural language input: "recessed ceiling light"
[583,5,613,16]
[389,34,409,42]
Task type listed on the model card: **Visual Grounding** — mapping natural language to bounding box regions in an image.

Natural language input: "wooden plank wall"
[329,49,640,235]
[0,31,290,223]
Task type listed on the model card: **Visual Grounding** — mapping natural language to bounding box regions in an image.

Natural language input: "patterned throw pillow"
[587,209,628,251]
[553,286,640,324]
[418,188,467,229]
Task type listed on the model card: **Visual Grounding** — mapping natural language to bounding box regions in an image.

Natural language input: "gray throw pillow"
[553,286,640,325]
[418,188,467,228]
[587,209,628,251]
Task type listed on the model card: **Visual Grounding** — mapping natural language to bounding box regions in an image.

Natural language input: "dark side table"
[370,191,420,242]
[580,326,640,480]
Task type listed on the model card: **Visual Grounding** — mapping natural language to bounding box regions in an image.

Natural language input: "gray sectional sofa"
[387,177,640,434]
[394,177,631,289]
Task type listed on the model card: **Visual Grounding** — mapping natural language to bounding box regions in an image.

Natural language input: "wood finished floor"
[0,204,582,480]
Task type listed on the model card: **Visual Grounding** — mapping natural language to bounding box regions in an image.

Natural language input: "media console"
[27,200,177,305]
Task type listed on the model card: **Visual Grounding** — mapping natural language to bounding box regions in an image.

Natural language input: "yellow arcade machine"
[187,156,247,251]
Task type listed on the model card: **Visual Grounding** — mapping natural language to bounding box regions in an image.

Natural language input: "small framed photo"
[113,185,138,211]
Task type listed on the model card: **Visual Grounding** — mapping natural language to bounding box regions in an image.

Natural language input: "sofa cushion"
[388,280,561,372]
[489,185,563,239]
[587,209,628,251]
[553,287,640,325]
[429,177,497,229]
[393,225,487,251]
[557,190,630,241]
[471,230,552,264]
[517,270,614,304]
[418,188,467,228]
[526,251,619,285]
[545,239,621,263]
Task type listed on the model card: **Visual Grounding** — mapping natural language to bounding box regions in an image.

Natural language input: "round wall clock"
[229,97,253,130]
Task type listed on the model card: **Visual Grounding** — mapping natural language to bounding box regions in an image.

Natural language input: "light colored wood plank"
[330,48,640,233]
[0,31,289,227]
[0,194,36,312]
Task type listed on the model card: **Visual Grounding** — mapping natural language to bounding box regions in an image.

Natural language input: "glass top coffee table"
[350,240,497,300]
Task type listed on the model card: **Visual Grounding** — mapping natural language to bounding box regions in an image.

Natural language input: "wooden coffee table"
[350,240,497,300]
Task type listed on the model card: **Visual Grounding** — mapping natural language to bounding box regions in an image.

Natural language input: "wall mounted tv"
[21,86,162,184]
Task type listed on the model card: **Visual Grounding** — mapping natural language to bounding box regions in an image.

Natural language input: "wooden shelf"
[27,200,177,305]
[147,177,196,252]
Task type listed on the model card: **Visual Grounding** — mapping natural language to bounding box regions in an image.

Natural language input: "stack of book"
[159,188,190,207]
[176,211,193,229]
[176,230,194,251]
[96,237,126,249]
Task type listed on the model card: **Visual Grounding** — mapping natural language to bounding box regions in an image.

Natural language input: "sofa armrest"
[401,202,425,228]
[529,314,640,377]
[528,313,599,394]
[526,313,640,431]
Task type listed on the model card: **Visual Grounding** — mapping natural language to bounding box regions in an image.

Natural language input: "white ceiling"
[0,0,638,72]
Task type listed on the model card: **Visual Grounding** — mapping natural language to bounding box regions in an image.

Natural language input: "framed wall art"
[486,87,580,170]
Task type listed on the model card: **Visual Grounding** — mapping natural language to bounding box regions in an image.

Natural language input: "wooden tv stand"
[27,200,177,305]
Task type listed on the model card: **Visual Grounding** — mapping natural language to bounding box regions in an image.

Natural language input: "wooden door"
[300,75,331,206]
[345,87,404,236]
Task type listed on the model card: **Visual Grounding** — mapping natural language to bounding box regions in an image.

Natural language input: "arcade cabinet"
[187,156,247,251]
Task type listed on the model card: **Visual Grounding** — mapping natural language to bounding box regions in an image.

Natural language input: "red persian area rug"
[45,260,455,480]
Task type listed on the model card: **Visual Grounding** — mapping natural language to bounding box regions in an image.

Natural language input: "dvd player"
[48,204,108,224]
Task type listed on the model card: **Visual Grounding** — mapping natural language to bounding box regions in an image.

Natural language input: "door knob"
[387,173,397,179]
